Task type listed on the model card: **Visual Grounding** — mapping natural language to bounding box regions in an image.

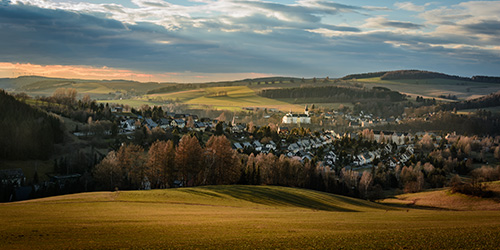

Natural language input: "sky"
[0,0,499,82]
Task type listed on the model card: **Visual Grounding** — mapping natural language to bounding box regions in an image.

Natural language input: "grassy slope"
[1,185,500,249]
[379,181,500,211]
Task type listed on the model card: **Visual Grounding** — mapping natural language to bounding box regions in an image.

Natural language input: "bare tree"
[176,135,202,186]
[147,140,176,189]
[202,135,241,185]
[93,151,121,190]
[359,171,373,199]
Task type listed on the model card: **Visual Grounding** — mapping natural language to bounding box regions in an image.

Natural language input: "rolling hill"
[1,185,500,249]
[0,76,171,99]
[379,181,500,211]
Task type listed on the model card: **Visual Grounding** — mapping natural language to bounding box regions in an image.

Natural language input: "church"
[281,105,311,124]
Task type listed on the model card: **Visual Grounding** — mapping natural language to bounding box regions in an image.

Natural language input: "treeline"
[93,134,378,198]
[341,71,388,80]
[471,75,500,83]
[380,70,469,81]
[93,135,241,190]
[341,70,500,83]
[379,111,500,135]
[0,90,64,160]
[258,86,406,102]
[146,84,196,95]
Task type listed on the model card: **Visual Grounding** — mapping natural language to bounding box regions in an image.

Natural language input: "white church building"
[282,106,311,124]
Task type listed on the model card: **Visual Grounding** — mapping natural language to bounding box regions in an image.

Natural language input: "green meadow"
[1,185,499,249]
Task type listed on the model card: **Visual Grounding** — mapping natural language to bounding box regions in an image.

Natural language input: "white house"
[171,119,186,128]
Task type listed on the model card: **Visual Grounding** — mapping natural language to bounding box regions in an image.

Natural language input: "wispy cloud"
[394,2,433,12]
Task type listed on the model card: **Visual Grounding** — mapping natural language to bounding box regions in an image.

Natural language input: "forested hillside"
[0,90,64,160]
[341,70,500,83]
[258,86,406,102]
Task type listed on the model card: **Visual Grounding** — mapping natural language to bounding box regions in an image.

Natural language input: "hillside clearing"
[1,185,500,249]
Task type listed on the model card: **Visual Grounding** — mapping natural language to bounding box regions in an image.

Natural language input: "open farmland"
[1,185,499,249]
[145,86,303,111]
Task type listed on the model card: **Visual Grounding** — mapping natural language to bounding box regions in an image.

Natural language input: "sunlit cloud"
[0,62,273,83]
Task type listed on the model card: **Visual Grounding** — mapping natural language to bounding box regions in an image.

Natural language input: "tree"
[186,116,195,128]
[82,94,92,106]
[52,88,77,105]
[215,121,224,135]
[202,135,241,185]
[115,144,146,189]
[93,151,121,190]
[146,140,176,189]
[175,134,202,186]
[359,171,373,199]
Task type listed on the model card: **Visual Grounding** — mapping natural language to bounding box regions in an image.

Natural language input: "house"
[0,168,25,187]
[265,141,277,151]
[349,121,360,127]
[288,143,300,153]
[189,115,199,121]
[194,122,206,131]
[158,118,171,129]
[233,143,243,150]
[231,124,245,133]
[144,118,158,129]
[121,119,136,132]
[171,119,186,128]
[50,174,81,190]
[253,141,262,148]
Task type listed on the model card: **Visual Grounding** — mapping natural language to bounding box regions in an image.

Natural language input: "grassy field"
[356,77,500,101]
[379,181,500,211]
[142,86,303,111]
[1,185,500,249]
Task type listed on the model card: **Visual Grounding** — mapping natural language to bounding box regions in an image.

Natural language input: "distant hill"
[0,76,169,97]
[341,70,500,83]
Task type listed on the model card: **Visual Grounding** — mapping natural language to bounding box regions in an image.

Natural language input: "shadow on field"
[197,185,358,212]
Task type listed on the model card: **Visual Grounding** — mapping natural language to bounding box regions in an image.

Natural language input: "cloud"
[1,0,500,79]
[394,2,431,12]
[364,16,424,29]
[0,62,274,82]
